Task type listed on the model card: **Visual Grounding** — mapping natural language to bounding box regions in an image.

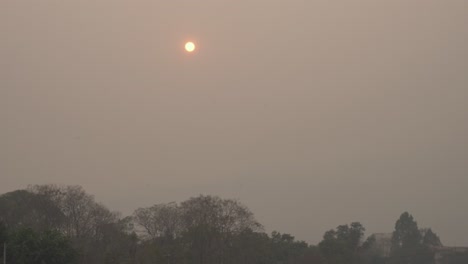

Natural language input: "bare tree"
[180,195,262,264]
[133,202,181,240]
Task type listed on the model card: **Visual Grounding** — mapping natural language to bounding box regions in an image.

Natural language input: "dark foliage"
[0,186,454,264]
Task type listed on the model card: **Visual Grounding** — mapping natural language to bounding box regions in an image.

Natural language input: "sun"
[185,41,196,53]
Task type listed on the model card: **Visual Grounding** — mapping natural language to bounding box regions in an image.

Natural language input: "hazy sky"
[1,1,468,246]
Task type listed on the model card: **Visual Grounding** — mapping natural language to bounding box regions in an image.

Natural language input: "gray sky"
[1,0,468,246]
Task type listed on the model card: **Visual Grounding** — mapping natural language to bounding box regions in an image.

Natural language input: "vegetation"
[389,212,436,264]
[0,185,462,264]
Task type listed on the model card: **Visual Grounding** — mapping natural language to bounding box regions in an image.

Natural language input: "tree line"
[0,184,464,264]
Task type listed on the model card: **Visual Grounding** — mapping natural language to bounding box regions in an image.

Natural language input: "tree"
[28,185,126,264]
[270,231,309,264]
[0,190,64,232]
[297,246,325,264]
[0,221,6,243]
[7,227,77,264]
[132,195,263,264]
[390,212,436,264]
[421,228,442,247]
[318,222,366,264]
[230,229,271,264]
[3,186,328,264]
[0,221,7,261]
[335,222,365,252]
[133,202,181,240]
[180,195,262,264]
[28,185,120,239]
[391,212,421,252]
[83,217,138,264]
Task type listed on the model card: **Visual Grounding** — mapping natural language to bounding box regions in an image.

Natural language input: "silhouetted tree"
[180,195,262,264]
[7,227,77,264]
[28,185,133,264]
[390,212,435,264]
[421,228,442,247]
[270,231,309,264]
[0,190,64,232]
[133,202,181,240]
[319,222,365,264]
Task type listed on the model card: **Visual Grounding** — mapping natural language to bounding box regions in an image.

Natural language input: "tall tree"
[29,185,119,239]
[0,190,64,232]
[180,195,262,264]
[390,212,435,264]
[133,202,181,240]
[28,185,127,264]
[391,212,421,252]
[421,228,442,247]
[318,222,365,264]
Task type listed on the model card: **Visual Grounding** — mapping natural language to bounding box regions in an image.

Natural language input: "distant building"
[370,233,392,257]
[432,246,468,264]
[368,233,468,264]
